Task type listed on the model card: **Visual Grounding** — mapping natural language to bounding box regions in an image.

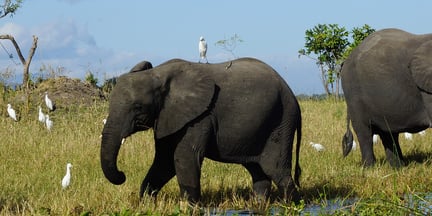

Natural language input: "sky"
[1,0,432,94]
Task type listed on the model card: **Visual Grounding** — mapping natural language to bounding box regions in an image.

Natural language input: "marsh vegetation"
[1,98,431,215]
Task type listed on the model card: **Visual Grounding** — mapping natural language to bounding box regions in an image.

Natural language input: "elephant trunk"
[100,118,126,185]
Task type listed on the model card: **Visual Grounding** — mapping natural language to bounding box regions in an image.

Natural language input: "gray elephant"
[100,57,302,202]
[342,28,432,167]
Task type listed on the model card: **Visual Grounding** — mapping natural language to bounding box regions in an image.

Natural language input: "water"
[207,193,432,215]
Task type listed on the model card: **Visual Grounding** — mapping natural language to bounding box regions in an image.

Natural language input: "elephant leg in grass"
[380,132,405,167]
[243,163,272,199]
[351,120,376,167]
[173,119,213,202]
[259,126,299,202]
[140,140,176,198]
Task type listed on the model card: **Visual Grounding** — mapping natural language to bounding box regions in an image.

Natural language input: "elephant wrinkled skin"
[342,28,432,167]
[100,57,302,202]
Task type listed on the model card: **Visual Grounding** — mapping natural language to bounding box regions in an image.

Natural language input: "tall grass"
[1,99,431,215]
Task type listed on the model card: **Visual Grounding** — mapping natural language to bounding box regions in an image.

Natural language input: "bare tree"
[0,34,38,89]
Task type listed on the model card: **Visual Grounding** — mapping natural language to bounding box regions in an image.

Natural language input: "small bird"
[198,36,208,63]
[45,92,55,111]
[404,132,413,140]
[45,114,53,131]
[102,118,107,125]
[419,130,426,136]
[352,140,357,150]
[61,163,73,189]
[372,134,379,144]
[38,106,46,123]
[6,103,17,121]
[309,142,325,152]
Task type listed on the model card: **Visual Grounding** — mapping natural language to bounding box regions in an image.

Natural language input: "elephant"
[100,57,302,202]
[341,28,432,167]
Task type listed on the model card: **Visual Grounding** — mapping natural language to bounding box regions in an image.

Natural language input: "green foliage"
[85,71,98,87]
[215,33,244,59]
[0,0,22,18]
[299,24,375,97]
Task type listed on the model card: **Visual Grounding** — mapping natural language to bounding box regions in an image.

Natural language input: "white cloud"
[0,20,141,83]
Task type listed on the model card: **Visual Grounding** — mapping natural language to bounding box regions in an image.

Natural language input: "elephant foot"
[387,156,405,168]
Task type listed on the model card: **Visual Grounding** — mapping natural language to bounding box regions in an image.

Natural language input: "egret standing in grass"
[309,142,325,152]
[38,106,46,123]
[45,114,53,131]
[198,36,208,63]
[45,92,55,111]
[7,104,17,121]
[61,163,73,189]
[404,132,413,140]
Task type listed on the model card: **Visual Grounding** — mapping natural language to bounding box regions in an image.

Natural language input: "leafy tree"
[0,0,22,18]
[299,24,375,97]
[215,33,244,59]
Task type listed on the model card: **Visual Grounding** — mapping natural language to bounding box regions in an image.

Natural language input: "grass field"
[1,99,431,215]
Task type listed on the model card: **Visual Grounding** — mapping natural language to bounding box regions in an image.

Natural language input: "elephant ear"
[155,69,215,139]
[410,41,432,93]
[129,61,153,73]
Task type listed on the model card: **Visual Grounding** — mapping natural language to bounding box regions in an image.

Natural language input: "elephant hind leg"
[243,163,271,200]
[380,132,405,167]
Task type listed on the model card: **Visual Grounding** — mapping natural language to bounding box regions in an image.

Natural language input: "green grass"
[1,99,431,215]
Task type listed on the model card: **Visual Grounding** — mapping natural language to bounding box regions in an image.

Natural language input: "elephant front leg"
[140,141,176,198]
[174,143,204,203]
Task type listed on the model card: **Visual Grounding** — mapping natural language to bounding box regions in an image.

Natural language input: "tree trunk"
[0,34,38,90]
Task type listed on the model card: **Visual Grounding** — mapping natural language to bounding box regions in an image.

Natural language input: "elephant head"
[100,60,215,185]
[129,60,153,73]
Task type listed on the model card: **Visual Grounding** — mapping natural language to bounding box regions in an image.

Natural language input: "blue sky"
[1,0,432,94]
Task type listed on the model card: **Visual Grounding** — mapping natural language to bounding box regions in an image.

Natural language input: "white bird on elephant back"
[7,103,17,121]
[198,36,208,63]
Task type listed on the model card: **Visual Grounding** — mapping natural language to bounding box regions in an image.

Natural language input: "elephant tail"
[342,113,354,157]
[294,113,302,188]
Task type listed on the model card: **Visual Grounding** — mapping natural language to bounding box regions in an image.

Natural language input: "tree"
[299,24,375,97]
[0,0,22,18]
[215,34,244,59]
[0,0,38,90]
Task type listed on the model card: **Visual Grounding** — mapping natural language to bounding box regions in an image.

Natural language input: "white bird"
[102,118,107,125]
[6,103,17,121]
[198,36,208,63]
[352,140,357,150]
[372,134,379,144]
[309,142,325,152]
[45,114,53,131]
[38,106,46,123]
[419,130,426,136]
[404,132,413,140]
[61,163,73,189]
[45,92,55,111]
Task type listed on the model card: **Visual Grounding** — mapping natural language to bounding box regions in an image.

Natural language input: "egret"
[309,142,325,152]
[372,134,379,144]
[6,104,17,121]
[352,140,357,150]
[45,92,55,111]
[198,36,208,63]
[61,163,73,189]
[102,118,107,125]
[419,130,426,136]
[38,106,46,123]
[404,132,413,140]
[45,114,53,131]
